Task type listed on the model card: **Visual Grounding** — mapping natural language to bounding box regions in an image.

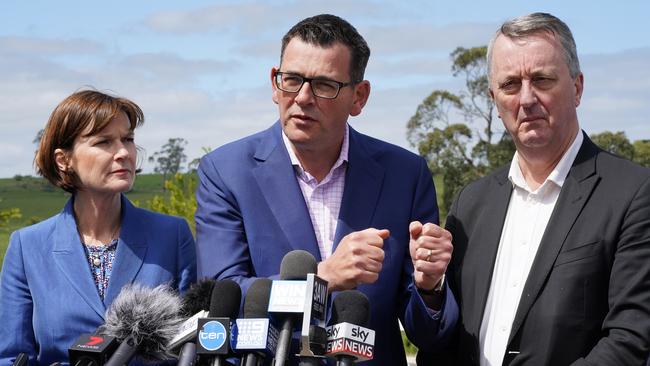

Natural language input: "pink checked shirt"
[282,126,349,260]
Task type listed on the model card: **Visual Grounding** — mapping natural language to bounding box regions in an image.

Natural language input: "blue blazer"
[0,195,197,366]
[195,122,458,366]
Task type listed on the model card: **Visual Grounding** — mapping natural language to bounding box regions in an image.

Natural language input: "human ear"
[54,148,70,172]
[350,80,370,117]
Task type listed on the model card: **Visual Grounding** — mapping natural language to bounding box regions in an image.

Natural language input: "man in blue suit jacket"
[195,14,457,365]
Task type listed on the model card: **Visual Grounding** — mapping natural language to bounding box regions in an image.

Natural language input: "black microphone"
[195,279,241,366]
[10,353,29,366]
[231,278,278,366]
[101,284,183,366]
[267,250,329,366]
[173,278,217,366]
[68,330,119,366]
[325,290,375,366]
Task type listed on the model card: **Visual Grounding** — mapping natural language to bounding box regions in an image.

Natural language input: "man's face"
[272,38,369,154]
[489,33,583,155]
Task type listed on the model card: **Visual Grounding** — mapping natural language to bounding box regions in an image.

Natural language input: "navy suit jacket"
[0,195,197,366]
[195,122,458,366]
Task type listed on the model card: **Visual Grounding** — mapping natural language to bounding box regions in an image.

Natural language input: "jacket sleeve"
[399,157,459,351]
[0,231,38,366]
[576,176,650,365]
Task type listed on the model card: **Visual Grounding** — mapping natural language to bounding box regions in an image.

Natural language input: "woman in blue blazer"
[0,90,197,365]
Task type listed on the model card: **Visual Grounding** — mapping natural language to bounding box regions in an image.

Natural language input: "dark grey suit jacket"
[418,134,650,365]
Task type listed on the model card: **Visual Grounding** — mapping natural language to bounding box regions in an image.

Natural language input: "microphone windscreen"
[279,250,317,280]
[331,290,370,326]
[208,279,241,318]
[181,278,216,317]
[243,278,273,318]
[101,284,183,362]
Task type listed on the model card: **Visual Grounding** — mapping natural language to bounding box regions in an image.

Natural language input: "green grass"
[0,174,166,268]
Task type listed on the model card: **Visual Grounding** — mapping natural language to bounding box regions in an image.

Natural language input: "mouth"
[290,113,316,122]
[520,116,545,123]
[111,169,132,175]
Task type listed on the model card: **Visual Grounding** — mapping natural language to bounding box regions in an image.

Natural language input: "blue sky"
[1,0,649,177]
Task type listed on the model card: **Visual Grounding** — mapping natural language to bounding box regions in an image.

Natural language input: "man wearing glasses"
[195,14,457,365]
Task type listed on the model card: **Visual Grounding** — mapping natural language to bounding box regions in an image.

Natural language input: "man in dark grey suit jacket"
[417,12,650,365]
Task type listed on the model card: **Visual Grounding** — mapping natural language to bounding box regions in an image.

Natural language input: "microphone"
[325,290,375,366]
[195,279,241,366]
[231,278,279,366]
[68,331,119,366]
[268,250,328,366]
[101,284,183,366]
[10,353,29,366]
[172,278,217,366]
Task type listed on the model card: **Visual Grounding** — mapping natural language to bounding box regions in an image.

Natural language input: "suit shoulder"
[354,130,426,165]
[595,150,650,180]
[10,214,59,244]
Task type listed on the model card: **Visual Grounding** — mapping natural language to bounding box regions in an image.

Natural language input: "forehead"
[81,111,132,137]
[490,33,567,77]
[281,38,351,78]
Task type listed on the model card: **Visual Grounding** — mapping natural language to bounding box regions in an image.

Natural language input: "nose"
[519,80,538,108]
[114,141,131,160]
[294,80,316,105]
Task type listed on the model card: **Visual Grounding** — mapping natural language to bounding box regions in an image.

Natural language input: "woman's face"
[59,112,137,195]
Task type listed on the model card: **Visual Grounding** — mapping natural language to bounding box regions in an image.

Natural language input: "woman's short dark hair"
[35,89,144,193]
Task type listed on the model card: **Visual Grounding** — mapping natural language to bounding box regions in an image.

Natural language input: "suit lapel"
[52,198,106,318]
[508,135,600,344]
[104,196,147,307]
[333,128,384,247]
[465,169,513,334]
[252,123,321,260]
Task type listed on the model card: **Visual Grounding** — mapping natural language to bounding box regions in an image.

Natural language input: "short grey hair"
[487,12,581,82]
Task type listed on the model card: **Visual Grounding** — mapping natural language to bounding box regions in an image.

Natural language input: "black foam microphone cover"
[331,290,370,326]
[243,278,273,318]
[280,250,318,280]
[181,278,216,316]
[209,279,242,318]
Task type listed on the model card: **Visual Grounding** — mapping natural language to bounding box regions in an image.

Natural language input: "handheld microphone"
[325,290,375,366]
[68,331,119,366]
[172,278,217,366]
[101,284,183,366]
[195,279,241,366]
[268,250,328,366]
[231,278,279,366]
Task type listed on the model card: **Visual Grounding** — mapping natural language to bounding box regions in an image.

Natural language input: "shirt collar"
[282,124,350,177]
[508,129,583,192]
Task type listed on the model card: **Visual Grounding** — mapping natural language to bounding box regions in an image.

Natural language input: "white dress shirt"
[282,126,349,260]
[479,131,583,366]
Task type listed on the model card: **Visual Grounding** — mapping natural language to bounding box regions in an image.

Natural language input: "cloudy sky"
[1,0,649,178]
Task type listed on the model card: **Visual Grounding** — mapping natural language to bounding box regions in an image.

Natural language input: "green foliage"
[149,138,188,182]
[590,132,650,168]
[632,140,650,167]
[147,173,197,234]
[590,131,634,160]
[407,46,514,218]
[0,207,21,226]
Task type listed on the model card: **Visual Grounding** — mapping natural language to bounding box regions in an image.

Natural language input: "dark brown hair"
[35,89,144,193]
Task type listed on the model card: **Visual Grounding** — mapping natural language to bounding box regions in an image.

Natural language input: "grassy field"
[0,174,167,268]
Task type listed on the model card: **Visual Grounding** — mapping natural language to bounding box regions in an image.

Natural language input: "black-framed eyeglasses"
[274,71,356,99]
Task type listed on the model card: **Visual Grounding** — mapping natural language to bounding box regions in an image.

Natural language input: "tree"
[149,138,188,183]
[632,140,650,168]
[33,129,44,145]
[590,131,634,160]
[148,173,197,234]
[407,46,515,218]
